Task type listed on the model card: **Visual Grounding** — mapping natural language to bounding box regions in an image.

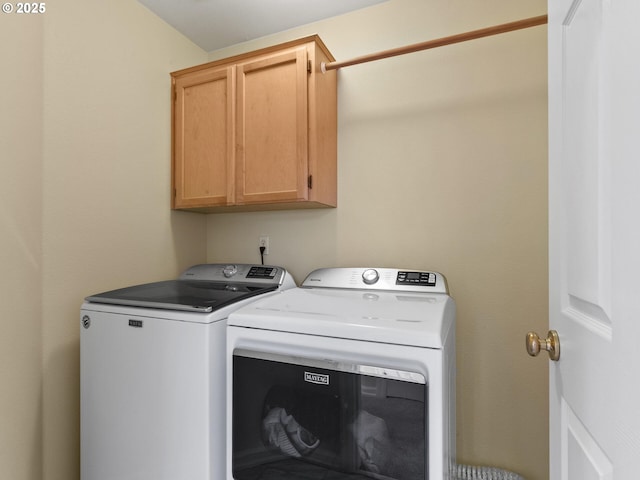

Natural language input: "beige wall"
[2,1,208,479]
[0,14,44,480]
[205,1,549,479]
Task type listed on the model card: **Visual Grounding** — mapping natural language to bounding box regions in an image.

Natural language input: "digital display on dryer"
[396,271,436,286]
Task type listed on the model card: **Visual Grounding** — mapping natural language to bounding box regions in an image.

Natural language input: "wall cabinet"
[171,36,337,213]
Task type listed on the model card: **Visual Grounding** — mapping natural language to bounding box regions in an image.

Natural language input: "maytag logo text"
[304,371,329,385]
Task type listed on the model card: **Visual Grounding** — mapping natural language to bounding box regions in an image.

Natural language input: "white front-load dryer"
[226,267,456,480]
[80,264,295,480]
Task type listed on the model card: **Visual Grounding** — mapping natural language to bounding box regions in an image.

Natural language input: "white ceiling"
[138,0,386,52]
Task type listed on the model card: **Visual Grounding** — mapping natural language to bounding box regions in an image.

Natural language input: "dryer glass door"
[232,350,427,480]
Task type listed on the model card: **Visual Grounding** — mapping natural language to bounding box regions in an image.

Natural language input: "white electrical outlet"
[259,235,269,255]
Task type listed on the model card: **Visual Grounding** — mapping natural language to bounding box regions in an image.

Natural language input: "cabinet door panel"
[174,67,234,208]
[236,47,308,205]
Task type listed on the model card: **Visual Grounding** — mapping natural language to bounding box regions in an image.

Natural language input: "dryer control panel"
[302,267,448,294]
[396,271,437,286]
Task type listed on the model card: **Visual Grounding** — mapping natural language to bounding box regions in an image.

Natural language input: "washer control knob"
[362,268,380,285]
[223,265,238,278]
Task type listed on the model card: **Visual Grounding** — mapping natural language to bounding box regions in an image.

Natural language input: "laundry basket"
[455,464,525,480]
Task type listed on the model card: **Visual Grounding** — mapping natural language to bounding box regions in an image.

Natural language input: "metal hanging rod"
[321,14,548,73]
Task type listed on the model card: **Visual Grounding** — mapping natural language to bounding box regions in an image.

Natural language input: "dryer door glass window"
[232,350,427,480]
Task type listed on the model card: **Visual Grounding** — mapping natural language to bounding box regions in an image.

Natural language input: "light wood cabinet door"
[173,66,235,208]
[171,36,336,213]
[235,47,308,205]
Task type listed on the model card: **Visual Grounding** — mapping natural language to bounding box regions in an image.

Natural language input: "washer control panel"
[247,266,278,279]
[302,267,448,294]
[179,264,286,285]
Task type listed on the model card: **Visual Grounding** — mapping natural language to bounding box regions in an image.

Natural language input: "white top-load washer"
[80,264,295,480]
[226,267,456,480]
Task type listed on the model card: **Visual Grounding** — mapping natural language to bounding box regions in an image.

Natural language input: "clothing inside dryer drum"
[232,355,427,480]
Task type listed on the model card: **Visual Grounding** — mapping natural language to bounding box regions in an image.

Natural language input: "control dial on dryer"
[362,268,380,285]
[223,265,238,278]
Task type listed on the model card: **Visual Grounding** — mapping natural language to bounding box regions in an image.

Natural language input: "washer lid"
[85,280,280,313]
[228,287,455,348]
[84,264,290,313]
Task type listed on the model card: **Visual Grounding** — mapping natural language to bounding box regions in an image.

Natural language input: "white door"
[548,1,640,479]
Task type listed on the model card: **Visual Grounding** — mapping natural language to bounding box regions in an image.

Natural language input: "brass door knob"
[526,330,560,361]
